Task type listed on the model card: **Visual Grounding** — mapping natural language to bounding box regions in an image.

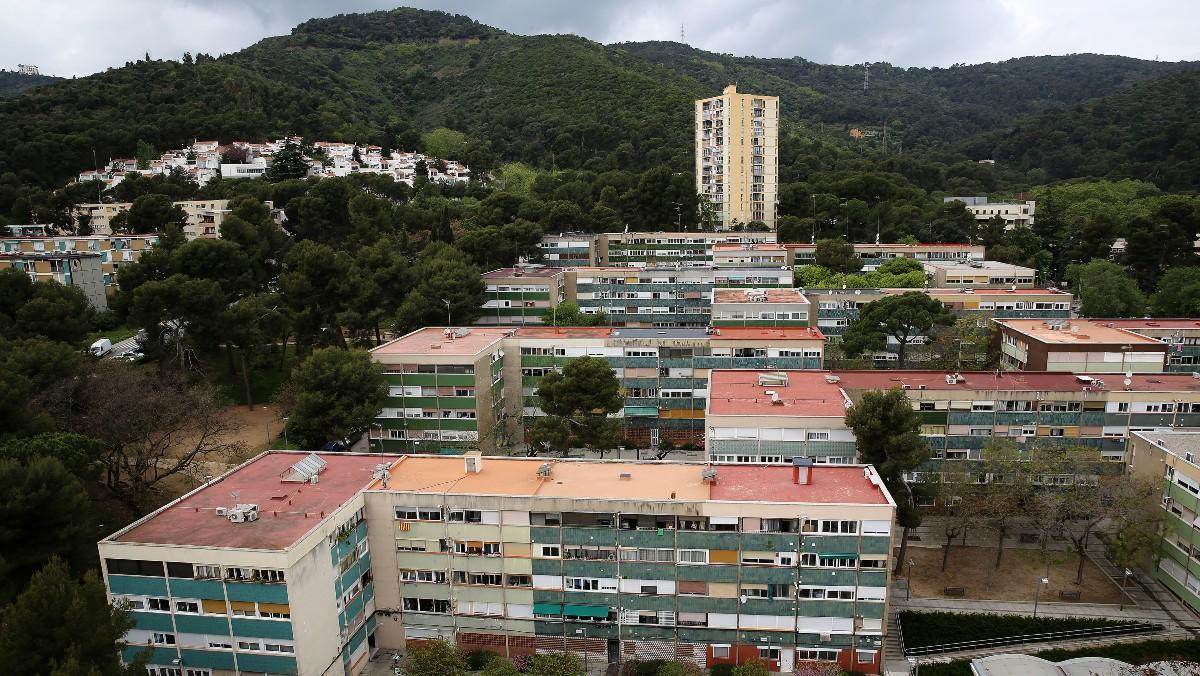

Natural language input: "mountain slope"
[0,70,61,97]
[972,70,1200,191]
[0,7,1196,188]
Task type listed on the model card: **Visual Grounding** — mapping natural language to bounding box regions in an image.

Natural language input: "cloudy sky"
[4,0,1198,78]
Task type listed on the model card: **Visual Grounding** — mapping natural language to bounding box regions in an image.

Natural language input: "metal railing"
[901,621,1162,656]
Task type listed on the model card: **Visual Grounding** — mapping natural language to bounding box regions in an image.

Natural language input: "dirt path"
[159,404,284,498]
[906,544,1123,604]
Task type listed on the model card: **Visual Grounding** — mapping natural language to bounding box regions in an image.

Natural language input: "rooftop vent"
[372,463,391,488]
[619,472,633,480]
[945,373,963,385]
[767,391,784,405]
[824,374,841,384]
[757,371,789,387]
[791,457,813,485]
[281,453,327,484]
[536,462,553,478]
[702,467,718,483]
[227,503,259,523]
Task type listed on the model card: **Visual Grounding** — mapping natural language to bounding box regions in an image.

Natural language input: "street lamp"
[1033,577,1049,617]
[282,417,289,448]
[442,298,451,327]
[906,558,916,601]
[1120,568,1133,611]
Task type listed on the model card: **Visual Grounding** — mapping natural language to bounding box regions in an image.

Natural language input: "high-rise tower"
[696,85,779,230]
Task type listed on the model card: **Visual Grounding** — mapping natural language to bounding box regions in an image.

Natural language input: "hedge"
[899,610,1150,650]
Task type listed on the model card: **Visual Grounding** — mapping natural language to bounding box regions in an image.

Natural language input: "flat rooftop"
[712,243,787,252]
[829,370,1200,393]
[110,452,396,550]
[995,319,1165,346]
[1132,430,1200,457]
[1092,318,1200,330]
[482,267,563,279]
[371,327,509,356]
[712,288,810,304]
[0,251,103,260]
[609,328,711,340]
[923,260,1033,272]
[783,242,979,249]
[710,326,825,341]
[707,370,849,417]
[513,327,613,339]
[372,455,889,506]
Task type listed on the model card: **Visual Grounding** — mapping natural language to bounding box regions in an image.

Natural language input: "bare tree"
[974,445,1031,570]
[1060,471,1162,584]
[71,363,244,516]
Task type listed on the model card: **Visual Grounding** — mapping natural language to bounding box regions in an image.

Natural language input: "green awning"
[563,604,609,618]
[532,603,562,615]
[817,552,858,559]
[624,406,659,417]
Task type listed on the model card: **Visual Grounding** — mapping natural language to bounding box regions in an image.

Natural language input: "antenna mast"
[863,63,869,91]
[680,23,685,43]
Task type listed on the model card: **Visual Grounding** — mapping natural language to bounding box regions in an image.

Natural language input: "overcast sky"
[4,0,1198,78]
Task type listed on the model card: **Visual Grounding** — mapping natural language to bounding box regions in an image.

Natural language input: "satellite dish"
[1124,378,1132,387]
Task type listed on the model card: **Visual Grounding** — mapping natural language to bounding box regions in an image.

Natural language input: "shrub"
[710,666,735,676]
[466,649,495,670]
[898,610,1152,650]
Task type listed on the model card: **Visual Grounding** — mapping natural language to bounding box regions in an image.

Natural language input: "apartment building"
[806,288,1073,338]
[510,326,824,448]
[70,199,280,239]
[368,328,509,453]
[705,369,1200,473]
[944,196,1036,227]
[478,268,567,326]
[98,451,392,676]
[784,243,985,270]
[567,267,791,328]
[1089,319,1200,372]
[993,319,1168,373]
[706,371,856,464]
[538,234,600,267]
[371,454,894,674]
[600,232,779,268]
[922,260,1037,288]
[1129,431,1200,615]
[0,231,159,301]
[696,86,780,230]
[0,250,107,308]
[711,289,811,328]
[712,243,788,268]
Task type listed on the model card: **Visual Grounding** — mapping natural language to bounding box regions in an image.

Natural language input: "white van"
[89,338,113,357]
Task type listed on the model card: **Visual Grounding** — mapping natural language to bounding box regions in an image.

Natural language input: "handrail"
[902,621,1162,656]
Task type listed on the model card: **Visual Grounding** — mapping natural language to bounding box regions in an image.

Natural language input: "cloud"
[1,0,1196,78]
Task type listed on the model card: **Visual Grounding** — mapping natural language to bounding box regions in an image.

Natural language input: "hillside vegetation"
[0,7,1196,190]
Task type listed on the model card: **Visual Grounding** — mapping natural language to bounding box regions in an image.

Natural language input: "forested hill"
[0,70,60,97]
[0,6,1197,188]
[619,43,1196,148]
[971,70,1200,191]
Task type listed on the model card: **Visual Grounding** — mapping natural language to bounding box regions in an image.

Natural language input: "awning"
[817,552,858,559]
[532,603,562,616]
[563,604,609,618]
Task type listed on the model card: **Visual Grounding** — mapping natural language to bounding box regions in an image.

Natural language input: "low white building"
[945,196,1035,227]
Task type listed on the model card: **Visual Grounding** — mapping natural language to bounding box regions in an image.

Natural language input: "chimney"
[464,451,483,474]
[791,457,813,485]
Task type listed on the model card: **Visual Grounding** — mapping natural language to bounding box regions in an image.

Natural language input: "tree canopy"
[840,291,955,367]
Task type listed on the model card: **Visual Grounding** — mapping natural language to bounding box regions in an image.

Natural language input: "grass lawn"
[899,610,1153,651]
[917,639,1200,676]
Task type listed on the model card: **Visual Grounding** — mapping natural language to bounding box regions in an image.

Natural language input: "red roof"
[712,288,809,304]
[514,327,613,338]
[482,267,564,279]
[1092,319,1200,330]
[709,465,892,505]
[783,243,979,249]
[710,326,825,341]
[708,370,848,417]
[113,452,396,550]
[829,370,1200,393]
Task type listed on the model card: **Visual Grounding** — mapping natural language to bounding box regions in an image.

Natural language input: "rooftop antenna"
[863,63,869,91]
[680,22,685,43]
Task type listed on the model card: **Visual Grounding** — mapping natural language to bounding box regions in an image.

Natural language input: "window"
[152,632,176,645]
[395,507,442,521]
[758,647,781,661]
[194,564,221,579]
[538,545,560,558]
[174,600,199,614]
[797,649,840,661]
[237,641,261,651]
[713,645,731,659]
[263,643,295,653]
[147,597,170,612]
[207,639,232,649]
[506,575,532,587]
[402,598,452,613]
[678,549,708,564]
